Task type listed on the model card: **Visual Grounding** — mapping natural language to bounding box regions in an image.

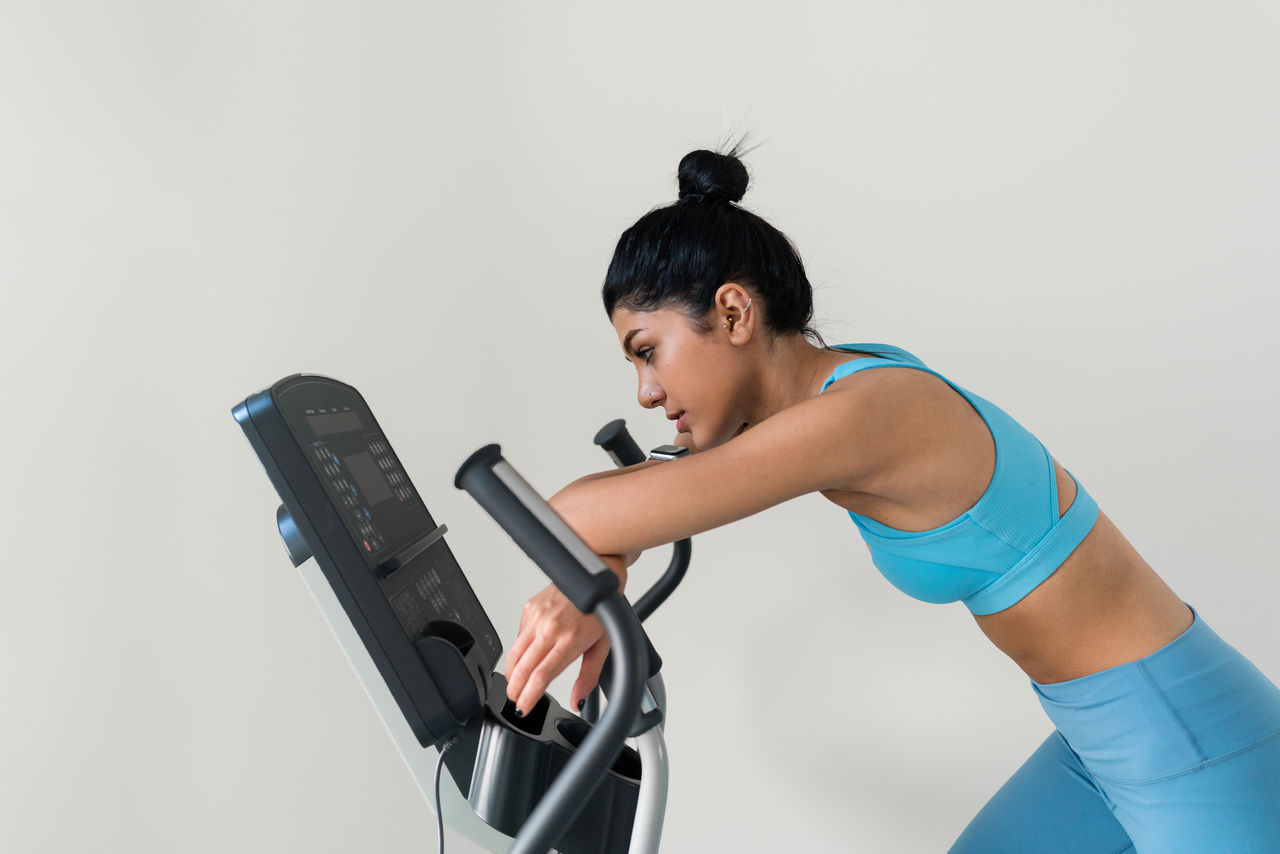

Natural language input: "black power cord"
[434,736,459,854]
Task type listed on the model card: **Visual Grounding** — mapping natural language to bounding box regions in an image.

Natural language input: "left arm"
[504,372,904,711]
[547,383,890,556]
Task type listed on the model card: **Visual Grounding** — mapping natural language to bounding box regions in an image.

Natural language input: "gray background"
[3,2,1277,852]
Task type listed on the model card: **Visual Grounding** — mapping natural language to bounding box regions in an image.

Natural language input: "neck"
[745,336,848,425]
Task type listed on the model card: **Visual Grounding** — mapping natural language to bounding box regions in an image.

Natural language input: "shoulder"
[820,362,991,483]
[802,366,948,484]
[821,360,961,426]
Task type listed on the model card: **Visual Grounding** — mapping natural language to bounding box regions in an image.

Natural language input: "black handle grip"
[455,444,618,615]
[593,419,646,467]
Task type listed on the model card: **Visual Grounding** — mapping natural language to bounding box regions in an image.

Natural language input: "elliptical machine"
[233,374,691,853]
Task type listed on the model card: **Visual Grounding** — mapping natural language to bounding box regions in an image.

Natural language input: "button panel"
[389,545,503,663]
[310,441,388,554]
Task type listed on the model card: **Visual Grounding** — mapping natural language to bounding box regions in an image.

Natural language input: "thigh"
[1105,732,1280,854]
[949,732,1133,854]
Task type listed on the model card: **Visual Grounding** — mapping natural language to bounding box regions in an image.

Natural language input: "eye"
[636,347,654,364]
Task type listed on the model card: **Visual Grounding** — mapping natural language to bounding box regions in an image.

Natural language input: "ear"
[713,283,755,342]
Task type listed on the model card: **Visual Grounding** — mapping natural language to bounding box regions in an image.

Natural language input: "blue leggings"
[951,609,1280,853]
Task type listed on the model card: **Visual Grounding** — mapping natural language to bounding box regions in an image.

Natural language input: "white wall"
[3,2,1277,852]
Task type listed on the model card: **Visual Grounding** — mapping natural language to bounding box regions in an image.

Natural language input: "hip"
[1032,606,1280,784]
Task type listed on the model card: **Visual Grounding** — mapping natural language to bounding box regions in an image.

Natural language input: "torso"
[817,351,1191,684]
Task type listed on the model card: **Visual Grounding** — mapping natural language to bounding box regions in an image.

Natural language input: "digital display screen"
[344,451,393,505]
[308,411,365,436]
[280,379,434,567]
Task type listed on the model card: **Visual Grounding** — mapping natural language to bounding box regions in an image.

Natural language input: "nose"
[638,378,665,409]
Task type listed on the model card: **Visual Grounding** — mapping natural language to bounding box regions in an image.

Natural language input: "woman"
[502,148,1280,852]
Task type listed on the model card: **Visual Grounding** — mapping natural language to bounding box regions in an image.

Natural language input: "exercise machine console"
[233,374,672,854]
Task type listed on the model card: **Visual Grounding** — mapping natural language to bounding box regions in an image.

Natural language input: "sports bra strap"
[820,344,930,394]
[820,357,908,393]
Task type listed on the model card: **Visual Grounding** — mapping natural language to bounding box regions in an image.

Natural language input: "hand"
[505,566,622,715]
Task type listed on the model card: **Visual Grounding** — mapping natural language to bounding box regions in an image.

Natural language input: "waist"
[974,510,1194,683]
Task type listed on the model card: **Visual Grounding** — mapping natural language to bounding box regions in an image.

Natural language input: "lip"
[674,412,688,433]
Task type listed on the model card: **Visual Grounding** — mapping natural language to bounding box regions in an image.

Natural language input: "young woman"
[501,148,1280,852]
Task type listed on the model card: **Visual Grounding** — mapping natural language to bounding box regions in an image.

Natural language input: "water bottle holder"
[443,672,641,854]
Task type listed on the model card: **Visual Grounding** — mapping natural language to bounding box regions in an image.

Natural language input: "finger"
[507,594,547,675]
[516,639,581,716]
[505,634,553,708]
[571,635,611,711]
[506,619,536,679]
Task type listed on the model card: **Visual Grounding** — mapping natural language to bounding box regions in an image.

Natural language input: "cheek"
[695,376,739,435]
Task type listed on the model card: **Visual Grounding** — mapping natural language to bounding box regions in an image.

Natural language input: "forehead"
[610,306,687,340]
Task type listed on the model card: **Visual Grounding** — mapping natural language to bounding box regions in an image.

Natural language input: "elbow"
[548,478,621,557]
[548,479,596,545]
[547,483,631,589]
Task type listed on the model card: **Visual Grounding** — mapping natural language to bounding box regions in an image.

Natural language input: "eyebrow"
[622,328,646,359]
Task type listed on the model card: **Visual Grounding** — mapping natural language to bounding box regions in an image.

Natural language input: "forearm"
[570,433,698,487]
[549,475,637,558]
[547,482,640,588]
[569,458,664,486]
[548,451,718,557]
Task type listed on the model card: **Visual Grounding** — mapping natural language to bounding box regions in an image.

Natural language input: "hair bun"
[677,149,749,203]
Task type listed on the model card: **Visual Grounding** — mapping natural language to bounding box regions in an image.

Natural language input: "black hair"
[602,146,822,343]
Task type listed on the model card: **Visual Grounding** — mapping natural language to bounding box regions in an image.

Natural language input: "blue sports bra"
[820,344,1099,615]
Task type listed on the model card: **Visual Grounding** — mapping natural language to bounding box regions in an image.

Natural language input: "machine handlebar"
[592,421,692,622]
[455,445,649,854]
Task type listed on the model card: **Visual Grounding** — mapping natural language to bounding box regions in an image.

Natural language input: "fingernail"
[577,699,585,712]
[513,707,523,718]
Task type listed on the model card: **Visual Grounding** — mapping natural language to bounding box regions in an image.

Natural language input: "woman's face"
[611,305,751,449]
